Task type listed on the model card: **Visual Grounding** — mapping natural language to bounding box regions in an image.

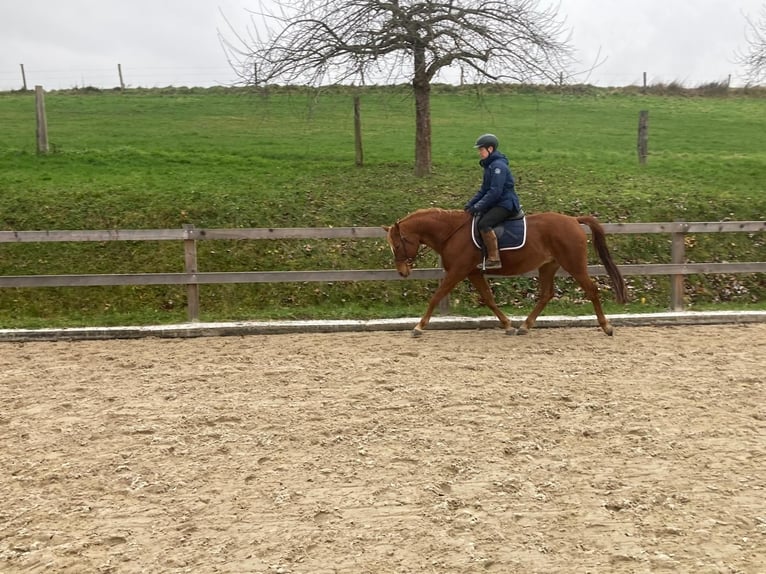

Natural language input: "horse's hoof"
[604,324,614,336]
[505,328,518,336]
[516,327,529,336]
[411,328,423,338]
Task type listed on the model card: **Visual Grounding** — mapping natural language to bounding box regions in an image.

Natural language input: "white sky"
[0,0,762,91]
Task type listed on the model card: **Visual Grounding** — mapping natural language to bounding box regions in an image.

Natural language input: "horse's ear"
[382,225,391,232]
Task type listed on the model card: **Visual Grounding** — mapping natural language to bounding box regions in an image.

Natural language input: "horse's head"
[383,221,420,277]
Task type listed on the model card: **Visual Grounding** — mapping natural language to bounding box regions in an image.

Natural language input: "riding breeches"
[477,206,513,232]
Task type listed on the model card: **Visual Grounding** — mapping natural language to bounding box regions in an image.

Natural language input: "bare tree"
[738,5,766,85]
[220,0,573,176]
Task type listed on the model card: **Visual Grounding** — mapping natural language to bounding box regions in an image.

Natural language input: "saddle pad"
[471,216,527,251]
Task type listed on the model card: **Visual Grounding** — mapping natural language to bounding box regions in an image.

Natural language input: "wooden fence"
[1,221,764,321]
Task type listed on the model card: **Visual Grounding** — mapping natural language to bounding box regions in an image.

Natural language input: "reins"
[393,211,471,266]
[441,214,471,245]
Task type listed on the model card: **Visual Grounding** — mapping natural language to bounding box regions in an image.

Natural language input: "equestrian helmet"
[474,133,499,149]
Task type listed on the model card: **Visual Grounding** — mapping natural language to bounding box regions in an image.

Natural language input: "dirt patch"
[1,324,764,573]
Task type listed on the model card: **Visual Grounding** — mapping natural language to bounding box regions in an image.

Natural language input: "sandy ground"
[1,323,764,574]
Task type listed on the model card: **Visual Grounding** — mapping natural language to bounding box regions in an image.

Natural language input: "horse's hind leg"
[516,261,558,335]
[467,271,513,333]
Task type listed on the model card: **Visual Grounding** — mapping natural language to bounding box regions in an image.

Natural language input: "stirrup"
[478,258,502,271]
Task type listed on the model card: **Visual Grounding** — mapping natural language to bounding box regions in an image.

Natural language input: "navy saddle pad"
[471,216,527,251]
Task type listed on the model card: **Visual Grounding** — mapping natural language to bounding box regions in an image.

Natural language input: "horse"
[383,208,628,337]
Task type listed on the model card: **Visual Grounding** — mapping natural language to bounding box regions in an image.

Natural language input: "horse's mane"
[401,207,462,223]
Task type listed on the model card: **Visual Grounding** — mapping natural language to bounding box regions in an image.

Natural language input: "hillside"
[0,85,764,327]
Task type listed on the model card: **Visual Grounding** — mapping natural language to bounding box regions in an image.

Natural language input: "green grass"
[0,84,764,328]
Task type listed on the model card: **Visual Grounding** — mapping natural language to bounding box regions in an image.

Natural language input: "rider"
[464,133,523,270]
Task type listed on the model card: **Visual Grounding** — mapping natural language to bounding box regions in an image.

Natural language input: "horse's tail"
[577,216,629,304]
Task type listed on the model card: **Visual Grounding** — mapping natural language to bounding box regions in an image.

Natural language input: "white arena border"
[0,310,764,342]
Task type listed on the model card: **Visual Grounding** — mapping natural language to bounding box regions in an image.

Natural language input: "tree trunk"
[413,47,432,177]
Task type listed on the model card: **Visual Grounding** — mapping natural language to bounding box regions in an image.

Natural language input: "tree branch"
[219,0,573,86]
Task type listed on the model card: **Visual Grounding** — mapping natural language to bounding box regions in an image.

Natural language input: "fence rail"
[1,221,764,320]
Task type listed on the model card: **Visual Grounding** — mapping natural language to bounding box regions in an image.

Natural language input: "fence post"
[35,86,49,154]
[354,95,363,167]
[437,256,450,314]
[670,223,688,311]
[637,110,649,165]
[183,224,200,321]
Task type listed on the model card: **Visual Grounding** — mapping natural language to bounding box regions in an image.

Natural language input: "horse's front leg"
[467,271,514,334]
[412,271,465,338]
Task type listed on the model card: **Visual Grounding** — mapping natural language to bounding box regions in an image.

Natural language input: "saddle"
[471,215,527,251]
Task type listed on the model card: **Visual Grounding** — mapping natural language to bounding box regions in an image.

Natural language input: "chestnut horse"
[384,208,628,337]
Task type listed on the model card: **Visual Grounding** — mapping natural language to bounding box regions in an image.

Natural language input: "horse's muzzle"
[396,262,412,277]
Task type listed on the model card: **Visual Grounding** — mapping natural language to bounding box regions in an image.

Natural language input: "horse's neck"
[410,210,464,253]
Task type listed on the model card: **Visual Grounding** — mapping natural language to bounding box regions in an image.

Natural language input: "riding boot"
[479,229,502,270]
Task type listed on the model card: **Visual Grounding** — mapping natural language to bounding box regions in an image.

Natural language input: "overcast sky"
[0,0,762,91]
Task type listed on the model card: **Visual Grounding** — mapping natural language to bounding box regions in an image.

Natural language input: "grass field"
[0,84,764,328]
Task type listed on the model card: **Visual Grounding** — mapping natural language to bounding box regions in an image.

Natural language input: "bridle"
[391,222,423,266]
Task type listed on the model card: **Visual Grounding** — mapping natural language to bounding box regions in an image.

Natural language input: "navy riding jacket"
[464,150,520,215]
